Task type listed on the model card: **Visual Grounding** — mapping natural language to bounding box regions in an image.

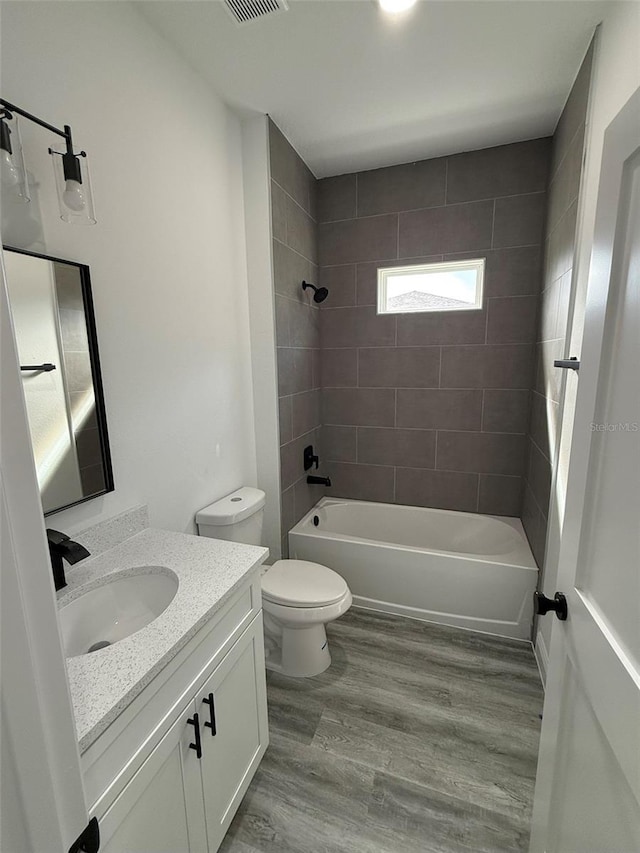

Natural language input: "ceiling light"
[378,0,418,14]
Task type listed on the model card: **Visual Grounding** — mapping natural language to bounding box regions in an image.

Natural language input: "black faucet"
[47,529,91,591]
[307,474,332,487]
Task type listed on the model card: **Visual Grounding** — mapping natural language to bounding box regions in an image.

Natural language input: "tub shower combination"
[289,498,538,640]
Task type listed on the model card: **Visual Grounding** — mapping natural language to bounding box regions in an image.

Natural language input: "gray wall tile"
[446,138,551,204]
[286,194,317,263]
[292,389,321,439]
[395,468,479,512]
[481,246,543,298]
[482,390,530,434]
[275,295,290,347]
[288,299,319,349]
[396,308,486,346]
[526,439,552,512]
[323,425,357,462]
[529,390,557,462]
[319,265,356,307]
[522,483,546,566]
[486,296,538,344]
[317,174,357,222]
[358,427,436,469]
[273,239,316,303]
[493,193,547,248]
[399,200,494,257]
[358,347,440,388]
[277,346,314,396]
[271,180,287,243]
[321,306,396,349]
[319,215,398,265]
[551,39,594,177]
[279,395,293,445]
[396,389,483,431]
[75,428,102,468]
[478,475,523,517]
[281,485,295,537]
[269,120,315,214]
[322,348,357,387]
[325,462,395,503]
[323,388,396,426]
[437,432,527,475]
[440,344,534,389]
[357,158,446,217]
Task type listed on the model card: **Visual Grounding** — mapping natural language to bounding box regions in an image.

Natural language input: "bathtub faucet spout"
[307,474,331,487]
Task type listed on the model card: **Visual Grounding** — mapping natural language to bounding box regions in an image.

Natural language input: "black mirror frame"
[4,245,115,515]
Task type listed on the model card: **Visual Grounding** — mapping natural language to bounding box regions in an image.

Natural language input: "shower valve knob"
[534,591,568,621]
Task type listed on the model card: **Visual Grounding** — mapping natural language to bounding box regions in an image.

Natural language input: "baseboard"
[534,629,549,688]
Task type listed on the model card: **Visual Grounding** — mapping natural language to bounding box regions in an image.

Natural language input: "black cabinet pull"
[203,693,217,736]
[187,712,202,758]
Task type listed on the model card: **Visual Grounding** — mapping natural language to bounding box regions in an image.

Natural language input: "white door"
[529,88,640,852]
[1,253,89,852]
[198,617,269,852]
[98,696,208,853]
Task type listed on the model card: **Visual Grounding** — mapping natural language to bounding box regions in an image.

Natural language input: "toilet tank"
[196,486,266,545]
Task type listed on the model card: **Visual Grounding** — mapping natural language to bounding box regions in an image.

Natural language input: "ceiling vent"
[223,0,289,25]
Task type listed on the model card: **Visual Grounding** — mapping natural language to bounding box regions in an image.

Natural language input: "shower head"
[302,280,329,304]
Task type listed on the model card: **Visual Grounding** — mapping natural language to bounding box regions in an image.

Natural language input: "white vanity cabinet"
[84,576,268,853]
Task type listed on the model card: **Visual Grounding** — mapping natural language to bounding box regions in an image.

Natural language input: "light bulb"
[1,148,20,188]
[378,0,417,13]
[63,179,86,212]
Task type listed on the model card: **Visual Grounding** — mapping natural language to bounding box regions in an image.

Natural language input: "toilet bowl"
[261,559,352,677]
[196,487,352,678]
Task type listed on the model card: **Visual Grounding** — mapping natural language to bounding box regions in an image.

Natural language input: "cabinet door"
[98,697,208,853]
[198,615,269,851]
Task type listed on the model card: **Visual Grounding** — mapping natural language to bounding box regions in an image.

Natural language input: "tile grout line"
[444,157,449,205]
[316,191,545,226]
[317,242,543,271]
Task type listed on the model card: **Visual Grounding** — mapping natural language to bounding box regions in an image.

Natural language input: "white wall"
[536,1,640,679]
[1,1,258,535]
[241,116,282,561]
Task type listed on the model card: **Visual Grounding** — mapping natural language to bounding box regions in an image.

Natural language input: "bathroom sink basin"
[59,568,179,658]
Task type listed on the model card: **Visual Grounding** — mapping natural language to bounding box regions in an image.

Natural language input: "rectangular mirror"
[4,246,114,515]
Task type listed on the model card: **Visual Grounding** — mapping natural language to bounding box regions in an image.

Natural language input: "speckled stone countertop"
[57,528,268,753]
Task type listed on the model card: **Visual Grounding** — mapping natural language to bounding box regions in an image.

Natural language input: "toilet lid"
[262,560,348,607]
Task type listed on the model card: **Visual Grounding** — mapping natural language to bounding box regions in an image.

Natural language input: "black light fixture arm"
[0,98,69,141]
[0,98,86,181]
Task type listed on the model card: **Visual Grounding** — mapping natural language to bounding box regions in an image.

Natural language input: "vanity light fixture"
[0,98,96,225]
[378,0,418,14]
[0,110,29,201]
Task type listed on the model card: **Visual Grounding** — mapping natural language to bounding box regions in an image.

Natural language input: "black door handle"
[534,591,568,621]
[187,712,202,758]
[203,693,217,736]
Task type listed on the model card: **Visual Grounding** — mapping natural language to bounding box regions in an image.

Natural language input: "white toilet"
[196,487,352,678]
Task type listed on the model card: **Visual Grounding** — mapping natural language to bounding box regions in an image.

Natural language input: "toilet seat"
[262,559,348,608]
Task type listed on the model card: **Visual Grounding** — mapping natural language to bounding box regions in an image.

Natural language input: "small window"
[377,258,485,315]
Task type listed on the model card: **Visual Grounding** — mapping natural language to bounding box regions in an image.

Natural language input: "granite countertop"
[57,528,268,752]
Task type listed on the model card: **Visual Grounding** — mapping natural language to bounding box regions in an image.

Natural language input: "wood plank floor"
[221,609,543,853]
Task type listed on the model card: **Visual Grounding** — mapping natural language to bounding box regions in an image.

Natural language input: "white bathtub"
[288,498,538,640]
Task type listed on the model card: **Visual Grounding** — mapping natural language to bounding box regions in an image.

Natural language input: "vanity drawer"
[82,576,261,814]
